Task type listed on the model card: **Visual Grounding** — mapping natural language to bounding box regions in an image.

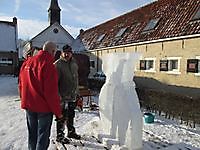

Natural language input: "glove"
[55,116,65,123]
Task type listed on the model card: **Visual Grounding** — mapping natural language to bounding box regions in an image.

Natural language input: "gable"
[0,23,17,52]
[31,22,74,50]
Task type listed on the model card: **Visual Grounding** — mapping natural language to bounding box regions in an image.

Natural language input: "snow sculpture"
[99,53,119,135]
[99,52,143,150]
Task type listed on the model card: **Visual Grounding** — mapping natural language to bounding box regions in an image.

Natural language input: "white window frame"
[144,58,156,72]
[166,57,181,74]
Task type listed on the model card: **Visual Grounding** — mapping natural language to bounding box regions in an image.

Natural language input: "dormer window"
[97,34,106,42]
[192,7,200,21]
[143,18,160,31]
[115,27,127,38]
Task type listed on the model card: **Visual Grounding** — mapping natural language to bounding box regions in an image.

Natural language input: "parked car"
[88,72,106,90]
[93,71,106,81]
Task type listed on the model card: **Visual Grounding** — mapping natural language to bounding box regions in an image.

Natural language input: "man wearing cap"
[54,44,81,143]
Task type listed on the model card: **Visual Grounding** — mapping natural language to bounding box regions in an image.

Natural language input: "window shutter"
[187,59,198,73]
[160,60,168,71]
[140,60,146,70]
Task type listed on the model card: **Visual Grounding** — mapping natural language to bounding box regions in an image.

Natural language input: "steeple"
[48,0,61,25]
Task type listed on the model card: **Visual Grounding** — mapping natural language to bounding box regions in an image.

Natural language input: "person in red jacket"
[18,41,62,150]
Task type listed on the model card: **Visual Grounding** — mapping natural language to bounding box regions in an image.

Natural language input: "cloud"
[62,3,82,13]
[0,14,81,40]
[18,19,48,40]
[0,15,48,40]
[63,25,84,38]
[14,0,21,13]
[0,15,11,21]
[74,14,101,26]
[60,0,124,28]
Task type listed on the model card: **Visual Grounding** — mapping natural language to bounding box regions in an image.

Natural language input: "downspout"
[13,17,18,75]
[96,51,99,72]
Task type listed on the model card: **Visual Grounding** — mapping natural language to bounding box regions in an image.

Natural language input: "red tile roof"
[78,0,200,50]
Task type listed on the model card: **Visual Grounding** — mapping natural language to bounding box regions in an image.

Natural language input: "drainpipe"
[13,17,18,75]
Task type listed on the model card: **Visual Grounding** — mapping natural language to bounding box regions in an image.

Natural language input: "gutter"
[86,34,200,52]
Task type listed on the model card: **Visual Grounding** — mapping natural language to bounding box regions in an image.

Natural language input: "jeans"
[26,110,53,150]
[56,102,76,136]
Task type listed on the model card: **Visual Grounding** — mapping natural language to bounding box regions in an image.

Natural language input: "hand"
[55,115,65,123]
[58,114,63,119]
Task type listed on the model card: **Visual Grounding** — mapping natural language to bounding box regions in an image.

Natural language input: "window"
[146,60,154,70]
[168,59,178,71]
[140,60,146,70]
[192,7,200,21]
[187,56,200,75]
[160,60,168,71]
[143,18,160,31]
[115,27,127,38]
[187,59,198,73]
[90,60,95,68]
[53,28,59,33]
[140,58,156,72]
[160,57,181,74]
[97,34,105,42]
[0,58,13,66]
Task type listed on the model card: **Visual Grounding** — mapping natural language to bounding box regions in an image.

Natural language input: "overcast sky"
[0,0,155,40]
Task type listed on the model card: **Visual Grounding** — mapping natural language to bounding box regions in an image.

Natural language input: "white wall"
[0,23,17,52]
[31,23,74,50]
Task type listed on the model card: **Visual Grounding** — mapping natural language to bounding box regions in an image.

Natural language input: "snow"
[0,76,200,150]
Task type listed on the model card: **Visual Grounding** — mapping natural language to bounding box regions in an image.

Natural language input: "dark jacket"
[19,50,62,117]
[54,56,79,102]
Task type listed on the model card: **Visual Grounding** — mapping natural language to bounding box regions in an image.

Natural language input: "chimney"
[80,29,84,35]
[13,17,17,26]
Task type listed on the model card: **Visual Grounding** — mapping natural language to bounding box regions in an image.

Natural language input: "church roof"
[48,0,61,11]
[77,0,200,51]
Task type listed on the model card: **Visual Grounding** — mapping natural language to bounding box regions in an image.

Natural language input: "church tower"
[48,0,61,25]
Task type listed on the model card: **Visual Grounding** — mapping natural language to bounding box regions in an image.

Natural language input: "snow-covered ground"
[0,76,199,150]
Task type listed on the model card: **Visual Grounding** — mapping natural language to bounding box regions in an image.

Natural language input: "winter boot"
[56,133,70,144]
[67,132,81,140]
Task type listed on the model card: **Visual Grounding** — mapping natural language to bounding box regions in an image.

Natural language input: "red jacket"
[19,50,61,117]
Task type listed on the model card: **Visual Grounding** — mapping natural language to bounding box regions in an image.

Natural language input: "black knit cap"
[62,44,72,53]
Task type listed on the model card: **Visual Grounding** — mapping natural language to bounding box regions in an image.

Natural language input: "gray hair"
[43,41,56,52]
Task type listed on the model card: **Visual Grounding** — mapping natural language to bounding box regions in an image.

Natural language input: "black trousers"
[56,101,76,137]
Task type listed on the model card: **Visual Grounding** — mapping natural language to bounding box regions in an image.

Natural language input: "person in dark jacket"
[18,41,62,150]
[54,44,81,143]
